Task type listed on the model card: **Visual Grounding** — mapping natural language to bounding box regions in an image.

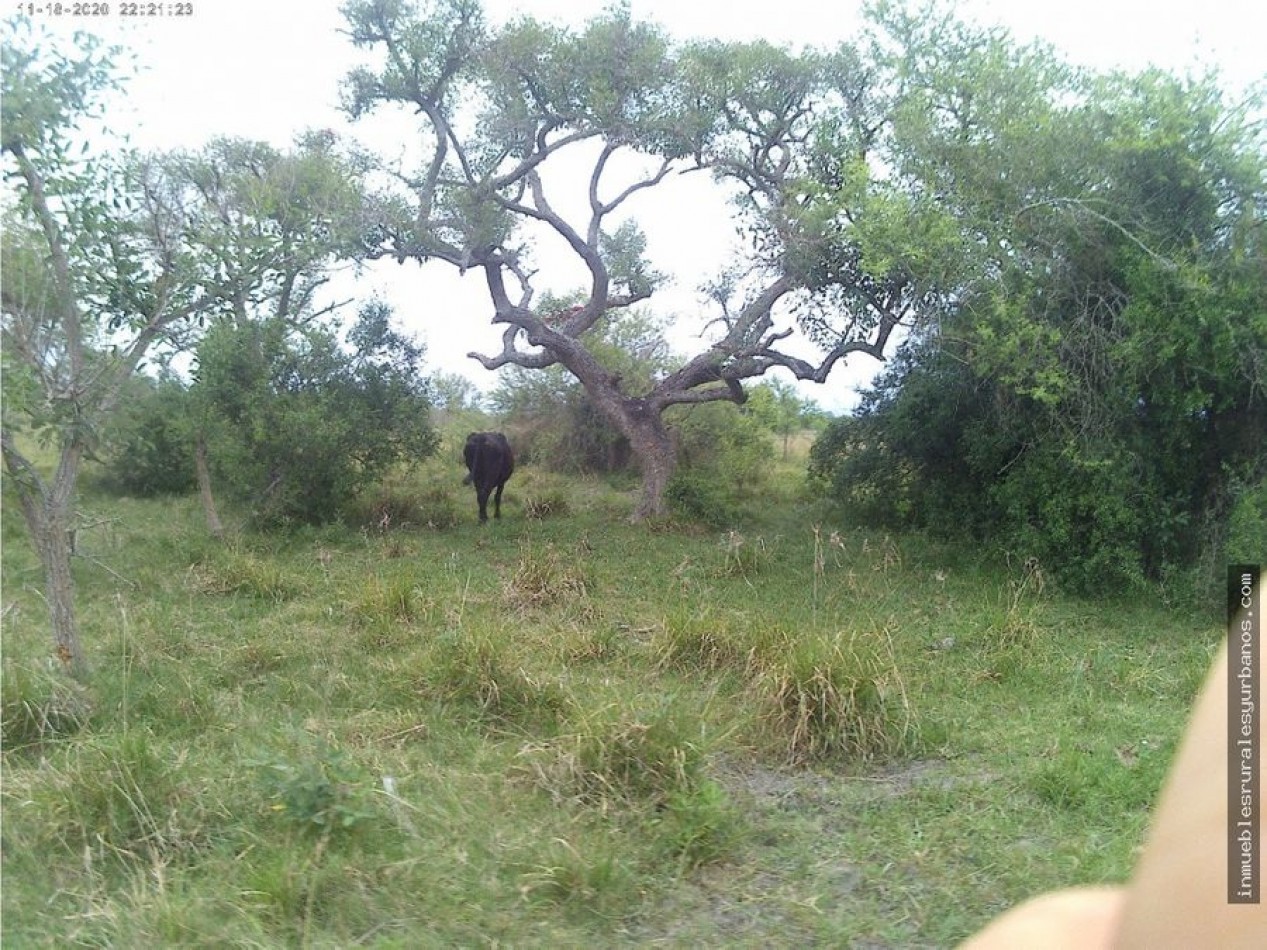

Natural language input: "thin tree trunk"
[35,504,84,675]
[2,433,88,678]
[195,433,225,540]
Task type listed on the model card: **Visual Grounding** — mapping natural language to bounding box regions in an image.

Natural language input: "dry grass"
[504,539,589,611]
[745,625,914,764]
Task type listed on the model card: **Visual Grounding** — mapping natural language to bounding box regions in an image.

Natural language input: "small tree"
[745,379,819,460]
[1,29,228,676]
[131,132,374,536]
[1,27,369,674]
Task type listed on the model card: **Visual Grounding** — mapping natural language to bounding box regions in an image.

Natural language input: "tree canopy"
[339,0,939,518]
[809,30,1267,593]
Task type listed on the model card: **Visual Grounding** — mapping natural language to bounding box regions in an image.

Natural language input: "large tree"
[340,0,931,519]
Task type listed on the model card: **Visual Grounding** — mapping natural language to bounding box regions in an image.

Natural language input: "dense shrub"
[194,305,439,526]
[812,324,1265,596]
[95,376,196,497]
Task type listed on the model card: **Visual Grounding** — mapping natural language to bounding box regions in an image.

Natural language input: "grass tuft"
[354,574,428,626]
[515,836,635,915]
[745,626,914,764]
[418,629,571,731]
[523,490,570,520]
[504,540,588,610]
[1,663,91,751]
[652,606,748,674]
[187,547,299,600]
[716,530,771,578]
[518,700,705,809]
[658,777,744,869]
[40,731,205,863]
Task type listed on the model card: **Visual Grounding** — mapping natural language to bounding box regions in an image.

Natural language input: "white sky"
[14,0,1266,412]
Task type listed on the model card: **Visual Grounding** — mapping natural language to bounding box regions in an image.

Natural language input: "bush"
[94,375,196,497]
[194,305,440,527]
[254,740,377,836]
[671,401,773,501]
[665,471,741,528]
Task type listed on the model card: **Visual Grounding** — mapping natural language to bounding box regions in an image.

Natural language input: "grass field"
[1,448,1222,947]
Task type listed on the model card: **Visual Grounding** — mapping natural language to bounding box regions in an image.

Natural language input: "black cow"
[462,432,514,523]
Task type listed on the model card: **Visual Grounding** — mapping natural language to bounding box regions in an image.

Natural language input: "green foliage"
[744,380,826,458]
[812,58,1267,596]
[194,303,439,526]
[255,740,378,836]
[665,470,741,528]
[1225,478,1267,565]
[346,464,463,532]
[673,401,773,493]
[654,607,742,674]
[663,401,775,527]
[515,837,636,915]
[354,574,426,626]
[94,375,196,496]
[2,24,374,674]
[50,731,196,860]
[1029,744,1168,816]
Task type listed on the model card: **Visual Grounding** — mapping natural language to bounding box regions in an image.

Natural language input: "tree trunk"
[34,504,84,675]
[195,433,225,540]
[2,434,89,678]
[620,403,677,522]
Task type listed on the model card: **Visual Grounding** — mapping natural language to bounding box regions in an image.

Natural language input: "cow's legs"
[476,485,491,523]
[493,482,505,519]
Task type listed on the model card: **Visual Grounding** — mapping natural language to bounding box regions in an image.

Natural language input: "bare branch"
[467,324,558,371]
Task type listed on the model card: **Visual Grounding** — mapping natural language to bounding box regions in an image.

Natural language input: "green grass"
[1,457,1221,947]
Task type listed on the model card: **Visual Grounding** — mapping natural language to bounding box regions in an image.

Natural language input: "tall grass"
[1,464,1221,947]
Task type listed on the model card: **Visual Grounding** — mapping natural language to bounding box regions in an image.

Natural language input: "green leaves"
[191,305,439,526]
[340,0,484,115]
[812,33,1267,594]
[0,24,123,160]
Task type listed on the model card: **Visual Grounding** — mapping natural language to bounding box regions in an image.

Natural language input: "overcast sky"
[14,0,1266,412]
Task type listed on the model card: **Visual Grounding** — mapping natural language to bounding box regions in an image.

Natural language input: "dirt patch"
[716,756,991,810]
